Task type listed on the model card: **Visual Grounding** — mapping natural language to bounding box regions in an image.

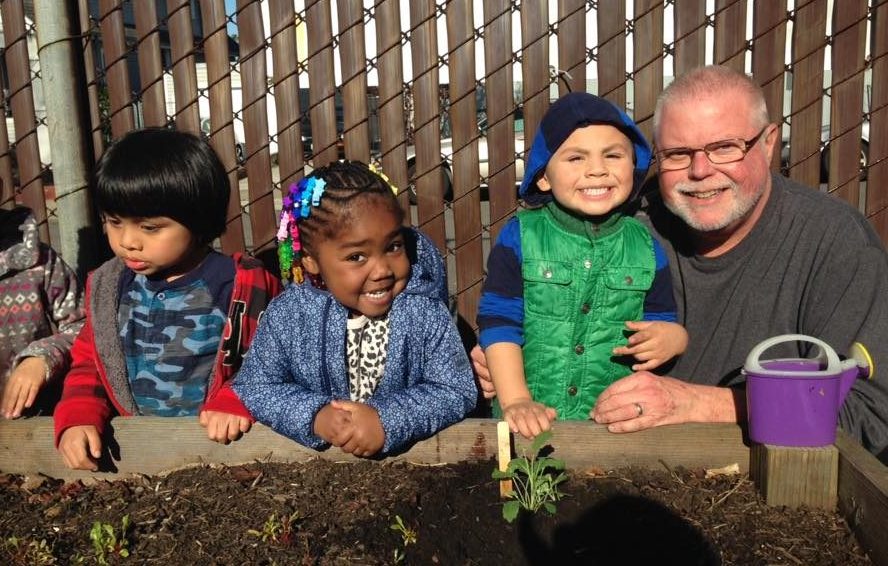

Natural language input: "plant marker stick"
[497,420,513,498]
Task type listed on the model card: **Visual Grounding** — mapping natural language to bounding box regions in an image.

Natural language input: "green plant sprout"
[89,515,131,565]
[491,430,568,523]
[247,512,301,545]
[390,514,417,564]
[4,536,57,565]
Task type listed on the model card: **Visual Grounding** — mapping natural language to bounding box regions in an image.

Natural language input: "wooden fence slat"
[597,0,627,110]
[409,0,446,249]
[483,0,517,243]
[374,0,410,211]
[199,0,246,254]
[337,0,371,162]
[520,2,549,147]
[751,1,787,172]
[868,0,888,241]
[557,0,586,96]
[826,0,867,205]
[674,0,706,78]
[787,0,828,188]
[268,0,306,192]
[714,0,747,71]
[98,0,135,138]
[2,0,46,240]
[305,0,340,167]
[78,1,105,161]
[166,0,201,135]
[133,1,167,128]
[632,0,664,142]
[446,0,483,332]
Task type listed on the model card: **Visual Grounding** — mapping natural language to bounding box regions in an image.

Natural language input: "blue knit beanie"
[519,92,652,207]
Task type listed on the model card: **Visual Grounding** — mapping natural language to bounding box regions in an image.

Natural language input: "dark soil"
[0,458,871,565]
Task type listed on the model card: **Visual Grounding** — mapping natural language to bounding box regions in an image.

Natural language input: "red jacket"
[54,253,281,445]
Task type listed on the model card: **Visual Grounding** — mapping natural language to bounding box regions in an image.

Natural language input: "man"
[474,65,888,461]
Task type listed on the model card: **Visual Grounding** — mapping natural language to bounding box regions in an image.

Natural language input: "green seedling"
[89,515,130,565]
[491,430,568,523]
[247,512,301,546]
[390,514,417,564]
[4,536,57,565]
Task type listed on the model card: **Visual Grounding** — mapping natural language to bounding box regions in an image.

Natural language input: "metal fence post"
[34,0,99,278]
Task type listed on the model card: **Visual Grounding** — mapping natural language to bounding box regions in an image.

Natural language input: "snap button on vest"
[581,303,590,314]
[544,270,553,279]
[157,292,166,300]
[583,259,592,269]
[574,344,584,354]
[567,385,578,396]
[624,275,633,285]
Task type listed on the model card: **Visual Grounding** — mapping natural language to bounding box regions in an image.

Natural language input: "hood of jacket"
[0,207,39,276]
[519,92,652,209]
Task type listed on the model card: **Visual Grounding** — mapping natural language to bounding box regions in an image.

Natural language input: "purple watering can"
[744,334,872,447]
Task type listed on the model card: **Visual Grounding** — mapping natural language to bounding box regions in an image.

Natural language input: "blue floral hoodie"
[233,228,476,455]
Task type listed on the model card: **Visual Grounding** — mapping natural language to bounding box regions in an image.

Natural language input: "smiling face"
[537,124,636,218]
[655,88,778,252]
[104,214,205,281]
[301,195,411,318]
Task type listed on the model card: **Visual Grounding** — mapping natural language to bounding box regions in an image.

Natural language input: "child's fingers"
[631,358,663,371]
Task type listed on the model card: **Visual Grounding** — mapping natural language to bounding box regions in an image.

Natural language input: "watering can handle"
[744,334,841,374]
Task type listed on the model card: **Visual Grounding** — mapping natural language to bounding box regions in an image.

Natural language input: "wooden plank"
[236,0,276,254]
[714,0,747,71]
[483,0,517,243]
[519,2,548,146]
[97,0,135,138]
[674,0,706,78]
[337,0,371,162]
[596,0,626,108]
[409,0,446,249]
[787,0,827,187]
[199,0,246,254]
[751,2,787,172]
[446,0,483,333]
[0,418,749,482]
[374,0,410,211]
[305,0,340,166]
[166,0,201,135]
[865,0,888,245]
[557,0,586,96]
[837,431,888,566]
[632,0,664,142]
[750,444,838,509]
[133,0,167,128]
[269,0,306,192]
[826,0,867,205]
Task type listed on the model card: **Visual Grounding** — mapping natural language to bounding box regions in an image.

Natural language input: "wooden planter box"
[2,418,886,562]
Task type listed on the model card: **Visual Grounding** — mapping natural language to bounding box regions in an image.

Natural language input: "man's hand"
[2,357,47,419]
[612,321,689,371]
[591,371,739,432]
[501,398,557,439]
[58,425,102,471]
[313,403,356,447]
[470,345,496,399]
[199,410,252,444]
[330,400,385,457]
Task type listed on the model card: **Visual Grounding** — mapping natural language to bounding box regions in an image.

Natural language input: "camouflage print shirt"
[118,252,234,416]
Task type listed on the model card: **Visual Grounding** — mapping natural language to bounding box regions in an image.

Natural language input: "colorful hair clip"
[369,162,399,195]
[277,175,328,283]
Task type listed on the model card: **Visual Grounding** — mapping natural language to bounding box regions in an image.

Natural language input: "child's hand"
[313,404,356,447]
[501,399,557,439]
[613,321,689,371]
[199,410,252,444]
[2,357,47,419]
[58,425,102,471]
[330,400,385,457]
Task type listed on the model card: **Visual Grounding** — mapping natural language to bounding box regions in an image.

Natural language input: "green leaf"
[502,501,520,523]
[543,502,557,515]
[491,469,511,480]
[529,430,553,454]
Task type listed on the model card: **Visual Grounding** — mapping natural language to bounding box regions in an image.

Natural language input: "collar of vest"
[545,200,625,239]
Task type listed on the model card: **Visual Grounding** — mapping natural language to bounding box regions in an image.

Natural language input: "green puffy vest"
[518,202,655,419]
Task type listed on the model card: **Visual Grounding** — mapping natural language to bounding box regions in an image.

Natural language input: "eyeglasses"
[654,125,770,172]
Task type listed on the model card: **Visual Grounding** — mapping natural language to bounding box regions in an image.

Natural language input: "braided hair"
[277,160,403,284]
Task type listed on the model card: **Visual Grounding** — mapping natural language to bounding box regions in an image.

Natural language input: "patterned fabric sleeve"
[477,217,525,349]
[16,244,86,382]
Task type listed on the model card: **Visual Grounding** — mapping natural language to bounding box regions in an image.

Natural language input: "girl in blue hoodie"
[234,161,476,457]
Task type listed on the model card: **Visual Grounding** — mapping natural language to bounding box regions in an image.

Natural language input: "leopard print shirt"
[346,314,390,402]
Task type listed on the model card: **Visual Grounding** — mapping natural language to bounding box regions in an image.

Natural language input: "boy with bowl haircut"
[477,92,687,439]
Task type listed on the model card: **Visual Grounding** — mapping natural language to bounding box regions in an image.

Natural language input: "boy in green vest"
[477,92,687,439]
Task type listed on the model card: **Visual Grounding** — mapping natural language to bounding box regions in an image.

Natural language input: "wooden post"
[497,421,513,498]
[750,444,839,509]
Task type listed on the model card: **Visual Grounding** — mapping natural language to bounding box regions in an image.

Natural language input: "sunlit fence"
[1,0,885,332]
